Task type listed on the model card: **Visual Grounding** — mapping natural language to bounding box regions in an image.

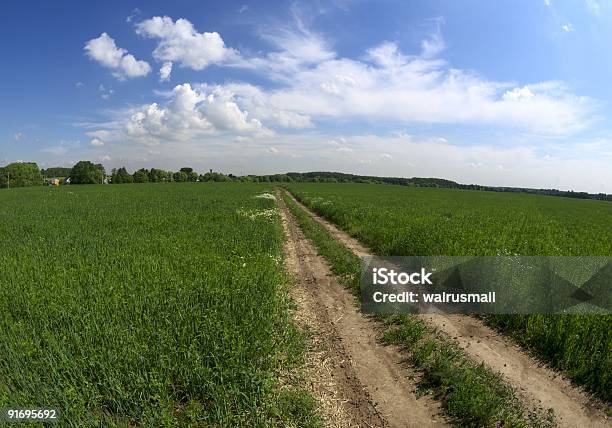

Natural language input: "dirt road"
[279,193,447,427]
[284,191,610,428]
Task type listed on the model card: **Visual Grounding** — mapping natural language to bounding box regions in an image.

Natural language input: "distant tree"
[111,167,133,184]
[41,167,72,178]
[148,168,171,182]
[133,168,150,183]
[0,162,43,188]
[173,171,188,182]
[200,171,232,182]
[180,167,198,182]
[69,161,105,184]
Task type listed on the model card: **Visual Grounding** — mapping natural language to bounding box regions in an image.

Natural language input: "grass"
[282,191,551,427]
[0,183,321,427]
[286,183,612,403]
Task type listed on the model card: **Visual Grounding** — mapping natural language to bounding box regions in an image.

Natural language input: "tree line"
[1,161,610,201]
[1,161,255,188]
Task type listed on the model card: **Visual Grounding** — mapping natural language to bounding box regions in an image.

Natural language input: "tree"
[180,167,198,182]
[41,167,72,178]
[133,168,150,183]
[200,171,231,182]
[173,171,188,182]
[111,167,133,184]
[175,167,198,181]
[69,161,105,184]
[148,168,171,182]
[0,162,43,188]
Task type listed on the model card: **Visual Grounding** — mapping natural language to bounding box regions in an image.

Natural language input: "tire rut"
[279,192,446,428]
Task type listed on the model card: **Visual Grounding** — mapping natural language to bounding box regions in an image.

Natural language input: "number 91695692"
[3,408,58,423]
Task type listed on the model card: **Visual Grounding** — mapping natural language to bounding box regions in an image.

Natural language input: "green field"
[286,183,612,402]
[0,184,318,426]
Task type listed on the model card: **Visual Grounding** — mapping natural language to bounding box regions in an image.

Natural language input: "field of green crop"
[0,183,318,427]
[286,183,612,402]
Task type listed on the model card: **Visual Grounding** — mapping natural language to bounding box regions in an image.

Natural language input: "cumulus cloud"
[562,23,574,32]
[13,132,24,141]
[220,83,312,128]
[135,16,238,70]
[120,83,271,145]
[85,32,151,79]
[159,61,173,81]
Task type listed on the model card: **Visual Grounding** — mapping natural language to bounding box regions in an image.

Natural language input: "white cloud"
[232,21,335,77]
[119,83,271,145]
[238,5,248,13]
[85,33,151,79]
[562,23,573,32]
[99,85,114,100]
[135,16,238,70]
[13,132,24,141]
[544,0,551,6]
[86,130,115,140]
[257,40,591,135]
[221,83,312,128]
[90,138,105,147]
[421,34,445,59]
[366,41,407,68]
[126,8,141,23]
[420,18,445,58]
[159,61,173,81]
[75,81,84,88]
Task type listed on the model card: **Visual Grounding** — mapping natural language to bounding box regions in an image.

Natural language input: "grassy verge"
[282,190,553,427]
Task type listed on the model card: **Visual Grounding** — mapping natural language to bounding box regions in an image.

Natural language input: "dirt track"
[279,193,447,427]
[284,191,611,428]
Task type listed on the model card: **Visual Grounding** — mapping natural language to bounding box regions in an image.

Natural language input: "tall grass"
[0,183,317,426]
[286,183,612,402]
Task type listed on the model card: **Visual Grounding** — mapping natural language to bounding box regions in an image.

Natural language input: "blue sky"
[1,0,611,192]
